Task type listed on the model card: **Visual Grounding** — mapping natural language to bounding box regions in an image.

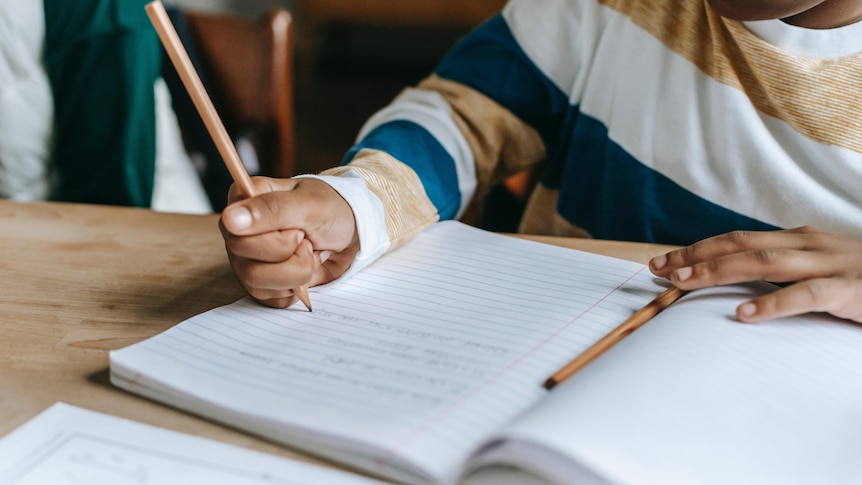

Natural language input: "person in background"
[0,0,211,213]
[220,0,862,323]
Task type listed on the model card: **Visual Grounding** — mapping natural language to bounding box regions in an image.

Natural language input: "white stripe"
[506,0,862,238]
[356,88,477,218]
[502,0,608,99]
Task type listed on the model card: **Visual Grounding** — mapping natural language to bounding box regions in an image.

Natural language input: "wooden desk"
[0,200,676,465]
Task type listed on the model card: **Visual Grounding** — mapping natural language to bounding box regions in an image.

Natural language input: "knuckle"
[801,279,830,303]
[803,231,831,250]
[751,248,780,266]
[258,194,282,220]
[235,268,257,288]
[723,230,750,246]
[695,259,720,279]
[794,225,818,235]
[702,259,718,275]
[234,263,265,289]
[678,244,698,261]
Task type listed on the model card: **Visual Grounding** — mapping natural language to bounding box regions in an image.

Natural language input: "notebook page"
[466,283,862,485]
[110,221,666,485]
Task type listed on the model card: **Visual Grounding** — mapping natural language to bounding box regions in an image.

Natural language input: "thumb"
[221,203,256,234]
[221,187,305,236]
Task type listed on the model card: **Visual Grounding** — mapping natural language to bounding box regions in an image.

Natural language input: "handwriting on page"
[169,300,518,409]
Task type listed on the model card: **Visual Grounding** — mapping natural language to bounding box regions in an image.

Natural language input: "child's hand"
[648,226,862,323]
[219,177,359,308]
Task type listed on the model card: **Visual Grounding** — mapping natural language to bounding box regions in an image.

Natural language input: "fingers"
[646,227,862,324]
[736,278,862,323]
[234,239,315,292]
[223,225,306,263]
[649,228,816,278]
[649,227,839,288]
[664,247,829,289]
[230,239,319,308]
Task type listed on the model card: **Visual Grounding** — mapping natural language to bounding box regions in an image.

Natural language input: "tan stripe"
[321,149,439,249]
[601,0,862,153]
[418,75,547,201]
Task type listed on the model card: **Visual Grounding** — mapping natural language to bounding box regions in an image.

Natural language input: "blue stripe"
[552,109,778,245]
[344,120,462,219]
[434,14,776,244]
[434,15,570,155]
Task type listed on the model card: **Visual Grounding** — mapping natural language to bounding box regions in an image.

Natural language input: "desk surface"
[0,200,676,466]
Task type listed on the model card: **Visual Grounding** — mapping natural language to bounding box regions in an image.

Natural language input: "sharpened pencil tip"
[294,285,312,312]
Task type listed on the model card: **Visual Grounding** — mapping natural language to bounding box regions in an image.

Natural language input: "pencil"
[145,1,311,312]
[542,285,687,390]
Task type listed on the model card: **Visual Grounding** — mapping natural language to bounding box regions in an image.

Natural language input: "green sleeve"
[43,0,161,206]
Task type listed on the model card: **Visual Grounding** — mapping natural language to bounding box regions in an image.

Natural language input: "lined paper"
[465,284,862,485]
[111,221,666,485]
[0,403,389,485]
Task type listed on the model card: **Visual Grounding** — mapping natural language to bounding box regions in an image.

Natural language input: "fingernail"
[319,250,332,263]
[650,254,667,271]
[738,302,757,319]
[674,266,692,281]
[296,230,305,244]
[224,206,252,230]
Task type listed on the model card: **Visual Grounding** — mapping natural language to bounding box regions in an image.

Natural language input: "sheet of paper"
[0,402,389,485]
[110,221,666,484]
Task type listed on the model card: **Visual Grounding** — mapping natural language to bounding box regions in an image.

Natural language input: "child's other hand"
[648,226,862,323]
[219,177,359,308]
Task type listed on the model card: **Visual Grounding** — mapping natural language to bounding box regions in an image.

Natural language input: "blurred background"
[166,0,506,176]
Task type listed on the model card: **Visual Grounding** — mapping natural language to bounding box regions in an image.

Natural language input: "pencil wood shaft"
[145,1,312,311]
[145,1,256,199]
[543,286,686,390]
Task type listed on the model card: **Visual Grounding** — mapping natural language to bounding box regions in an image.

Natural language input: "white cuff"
[294,172,391,285]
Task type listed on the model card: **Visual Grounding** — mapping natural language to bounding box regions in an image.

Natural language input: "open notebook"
[110,221,862,485]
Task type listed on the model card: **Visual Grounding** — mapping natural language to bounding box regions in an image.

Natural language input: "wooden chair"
[183,9,295,179]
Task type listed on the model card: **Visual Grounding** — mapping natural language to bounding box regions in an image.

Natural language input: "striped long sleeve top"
[305,0,862,279]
